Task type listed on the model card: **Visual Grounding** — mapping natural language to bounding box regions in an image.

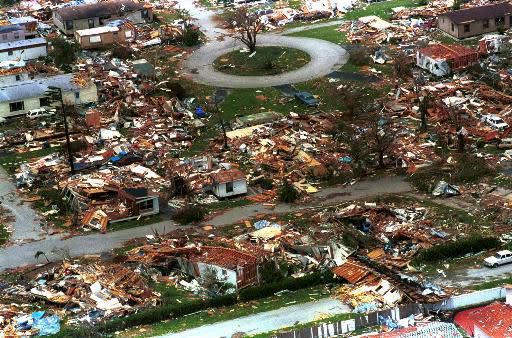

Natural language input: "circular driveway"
[182,35,349,89]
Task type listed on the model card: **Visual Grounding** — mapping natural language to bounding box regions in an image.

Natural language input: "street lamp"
[46,86,75,175]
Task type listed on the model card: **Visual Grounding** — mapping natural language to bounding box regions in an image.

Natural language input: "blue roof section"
[0,74,81,102]
[0,37,46,51]
[0,24,23,34]
[9,16,38,24]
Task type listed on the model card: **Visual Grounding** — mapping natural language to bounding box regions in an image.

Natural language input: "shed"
[210,168,247,198]
[416,44,478,76]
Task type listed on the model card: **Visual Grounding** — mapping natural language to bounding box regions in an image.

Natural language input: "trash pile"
[2,261,159,329]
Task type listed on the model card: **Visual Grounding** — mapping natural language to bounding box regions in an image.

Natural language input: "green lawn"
[0,147,61,174]
[121,286,331,337]
[109,215,164,232]
[472,276,512,290]
[286,27,347,44]
[213,46,311,76]
[344,0,419,20]
[0,223,8,245]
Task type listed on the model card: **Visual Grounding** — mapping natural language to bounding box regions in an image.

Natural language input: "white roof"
[497,250,512,255]
[0,37,46,51]
[75,26,119,37]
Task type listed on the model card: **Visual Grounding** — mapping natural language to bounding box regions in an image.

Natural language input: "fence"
[272,287,508,338]
[273,303,423,338]
[427,286,506,311]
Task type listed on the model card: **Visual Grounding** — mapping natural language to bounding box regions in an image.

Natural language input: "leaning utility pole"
[47,86,75,175]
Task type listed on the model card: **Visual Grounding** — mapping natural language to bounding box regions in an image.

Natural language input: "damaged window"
[139,199,154,211]
[226,181,234,193]
[65,20,73,30]
[464,24,470,33]
[9,101,24,112]
[496,17,505,26]
[483,19,489,29]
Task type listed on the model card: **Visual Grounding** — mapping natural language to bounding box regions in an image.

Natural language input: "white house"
[0,37,47,62]
[210,168,247,198]
[0,73,98,118]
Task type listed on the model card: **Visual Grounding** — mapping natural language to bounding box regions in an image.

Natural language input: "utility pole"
[47,86,75,175]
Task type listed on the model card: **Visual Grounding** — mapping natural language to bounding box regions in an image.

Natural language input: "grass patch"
[203,199,252,212]
[0,147,61,174]
[109,215,163,232]
[472,276,512,290]
[286,27,347,44]
[344,0,419,20]
[121,285,331,338]
[213,46,311,76]
[0,224,8,245]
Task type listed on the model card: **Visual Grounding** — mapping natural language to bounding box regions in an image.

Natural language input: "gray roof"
[56,0,145,21]
[0,37,46,51]
[0,74,81,102]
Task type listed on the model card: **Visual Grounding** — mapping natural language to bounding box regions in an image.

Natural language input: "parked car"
[484,250,512,268]
[295,92,319,107]
[481,114,509,131]
[27,108,55,119]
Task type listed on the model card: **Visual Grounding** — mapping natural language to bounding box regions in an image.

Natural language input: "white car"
[482,114,509,131]
[27,108,55,119]
[484,250,512,268]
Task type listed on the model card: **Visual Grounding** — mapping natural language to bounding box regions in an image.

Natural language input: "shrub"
[183,29,201,46]
[407,155,493,193]
[348,46,371,67]
[172,205,206,225]
[414,235,499,264]
[258,178,274,190]
[278,182,299,203]
[112,45,132,59]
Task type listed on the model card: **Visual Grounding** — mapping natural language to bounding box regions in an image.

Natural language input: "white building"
[0,37,47,62]
[210,168,247,198]
[0,73,98,118]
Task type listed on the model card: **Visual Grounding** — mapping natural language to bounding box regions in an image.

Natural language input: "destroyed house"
[0,37,47,63]
[174,246,260,290]
[63,185,160,227]
[75,20,136,49]
[438,2,512,39]
[0,24,26,42]
[53,0,153,35]
[8,17,38,37]
[210,168,247,198]
[416,44,478,76]
[0,74,98,118]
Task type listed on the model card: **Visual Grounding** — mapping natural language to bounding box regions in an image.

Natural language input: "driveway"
[157,298,351,338]
[0,166,44,243]
[0,176,412,271]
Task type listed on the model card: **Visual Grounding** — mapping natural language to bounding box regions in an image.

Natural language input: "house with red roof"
[175,246,260,290]
[416,43,479,76]
[454,286,512,338]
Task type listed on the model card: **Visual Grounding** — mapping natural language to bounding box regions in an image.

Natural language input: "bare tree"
[393,51,413,82]
[328,82,372,119]
[228,7,264,53]
[332,121,369,177]
[368,113,395,168]
[447,105,467,153]
[418,93,432,132]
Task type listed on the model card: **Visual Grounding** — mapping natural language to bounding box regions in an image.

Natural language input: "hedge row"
[414,235,499,263]
[240,270,335,302]
[50,271,335,337]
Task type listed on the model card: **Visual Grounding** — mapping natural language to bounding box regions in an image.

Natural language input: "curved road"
[182,35,349,88]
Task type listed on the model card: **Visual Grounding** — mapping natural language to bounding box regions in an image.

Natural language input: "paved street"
[0,166,44,243]
[0,176,411,271]
[157,298,351,338]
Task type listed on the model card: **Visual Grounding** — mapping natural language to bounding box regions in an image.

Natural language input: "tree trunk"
[420,109,427,131]
[378,151,384,168]
[457,133,465,153]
